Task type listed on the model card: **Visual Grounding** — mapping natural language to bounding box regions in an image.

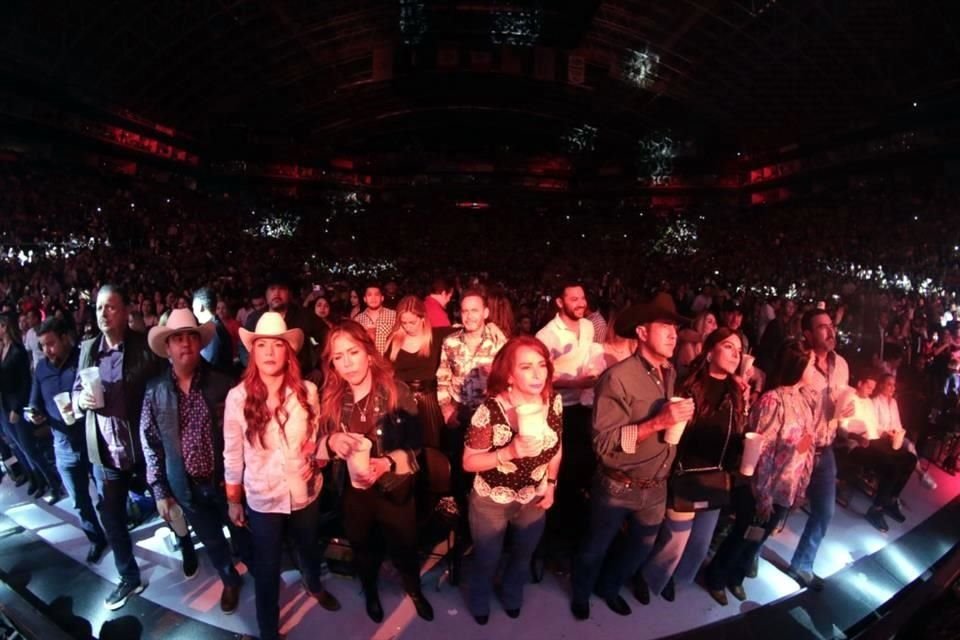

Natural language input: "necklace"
[356,394,371,423]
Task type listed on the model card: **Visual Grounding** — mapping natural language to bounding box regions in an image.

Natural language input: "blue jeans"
[180,479,242,588]
[53,431,105,545]
[93,464,142,583]
[467,492,547,617]
[247,499,325,640]
[572,477,666,603]
[643,508,721,595]
[790,446,836,574]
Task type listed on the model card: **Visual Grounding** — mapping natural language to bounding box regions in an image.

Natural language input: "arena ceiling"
[1,0,958,157]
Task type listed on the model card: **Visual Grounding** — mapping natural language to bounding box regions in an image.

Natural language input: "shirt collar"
[98,335,125,354]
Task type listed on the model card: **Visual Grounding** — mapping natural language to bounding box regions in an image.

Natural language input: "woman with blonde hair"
[224,312,352,640]
[385,296,452,449]
[320,320,434,623]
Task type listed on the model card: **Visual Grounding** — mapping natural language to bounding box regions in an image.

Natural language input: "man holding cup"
[571,294,694,620]
[28,317,104,557]
[140,309,244,613]
[73,285,164,610]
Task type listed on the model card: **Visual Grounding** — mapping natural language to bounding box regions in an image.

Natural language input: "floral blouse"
[466,394,563,505]
[750,385,819,516]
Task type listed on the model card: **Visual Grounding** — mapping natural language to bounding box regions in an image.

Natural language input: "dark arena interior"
[2,2,960,639]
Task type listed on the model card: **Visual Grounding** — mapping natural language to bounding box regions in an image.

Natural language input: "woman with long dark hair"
[319,320,434,623]
[703,339,818,605]
[462,335,563,625]
[385,296,451,449]
[223,312,350,640]
[641,328,746,602]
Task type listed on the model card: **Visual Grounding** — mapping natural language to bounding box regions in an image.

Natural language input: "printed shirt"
[466,394,563,504]
[355,308,397,355]
[142,371,216,500]
[436,323,507,411]
[750,386,819,515]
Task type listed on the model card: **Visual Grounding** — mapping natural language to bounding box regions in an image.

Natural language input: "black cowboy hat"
[614,292,690,338]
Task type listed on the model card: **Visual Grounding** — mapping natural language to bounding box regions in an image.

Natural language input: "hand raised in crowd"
[656,398,695,430]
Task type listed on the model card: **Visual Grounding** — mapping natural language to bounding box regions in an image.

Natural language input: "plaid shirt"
[355,307,397,355]
[437,323,506,411]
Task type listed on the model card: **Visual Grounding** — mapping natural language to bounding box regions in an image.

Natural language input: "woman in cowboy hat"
[223,312,358,640]
[318,320,434,623]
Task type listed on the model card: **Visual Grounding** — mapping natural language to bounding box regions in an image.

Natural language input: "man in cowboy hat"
[571,293,695,620]
[73,284,164,611]
[238,272,326,379]
[140,309,244,613]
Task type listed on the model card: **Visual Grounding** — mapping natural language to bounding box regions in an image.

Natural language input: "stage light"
[623,48,660,89]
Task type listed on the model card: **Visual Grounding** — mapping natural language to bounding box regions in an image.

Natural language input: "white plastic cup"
[892,430,905,451]
[740,353,756,377]
[516,403,546,438]
[740,433,763,476]
[168,504,189,538]
[78,367,105,408]
[53,392,76,425]
[663,397,689,445]
[347,437,373,489]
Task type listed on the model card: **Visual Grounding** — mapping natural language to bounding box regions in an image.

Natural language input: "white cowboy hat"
[147,309,216,358]
[239,311,304,354]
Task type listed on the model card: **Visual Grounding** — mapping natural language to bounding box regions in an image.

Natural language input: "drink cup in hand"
[891,429,905,450]
[740,433,763,476]
[513,434,543,459]
[663,397,694,445]
[347,437,373,489]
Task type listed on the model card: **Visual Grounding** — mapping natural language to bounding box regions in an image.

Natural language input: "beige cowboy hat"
[239,311,304,353]
[147,308,216,358]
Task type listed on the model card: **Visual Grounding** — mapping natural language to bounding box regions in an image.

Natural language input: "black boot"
[408,589,434,621]
[364,584,384,623]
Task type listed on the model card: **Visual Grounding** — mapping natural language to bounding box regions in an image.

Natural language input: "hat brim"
[148,322,217,359]
[239,326,304,354]
[614,304,690,338]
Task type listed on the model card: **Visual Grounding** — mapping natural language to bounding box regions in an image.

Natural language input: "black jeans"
[848,439,917,507]
[93,463,144,583]
[706,485,788,589]
[247,498,325,640]
[180,478,242,587]
[343,479,421,595]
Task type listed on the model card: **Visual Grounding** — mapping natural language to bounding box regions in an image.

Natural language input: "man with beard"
[786,308,850,590]
[536,284,599,535]
[355,282,397,355]
[28,318,102,549]
[571,294,694,620]
[238,273,326,380]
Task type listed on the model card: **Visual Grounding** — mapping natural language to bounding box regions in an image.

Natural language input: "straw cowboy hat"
[614,292,690,339]
[147,308,216,358]
[239,311,304,353]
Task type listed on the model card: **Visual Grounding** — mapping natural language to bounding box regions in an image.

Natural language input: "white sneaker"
[920,471,938,490]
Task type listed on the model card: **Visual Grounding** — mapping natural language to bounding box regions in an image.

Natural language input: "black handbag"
[669,406,733,512]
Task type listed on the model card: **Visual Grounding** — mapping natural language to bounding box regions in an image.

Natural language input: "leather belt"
[600,466,666,490]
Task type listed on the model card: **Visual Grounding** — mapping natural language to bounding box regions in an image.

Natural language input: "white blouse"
[223,381,324,514]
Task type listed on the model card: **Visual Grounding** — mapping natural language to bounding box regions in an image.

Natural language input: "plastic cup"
[78,367,105,408]
[892,430,905,451]
[516,403,546,438]
[740,432,763,476]
[663,397,689,445]
[53,392,76,425]
[740,353,756,377]
[347,437,373,489]
[167,504,189,538]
